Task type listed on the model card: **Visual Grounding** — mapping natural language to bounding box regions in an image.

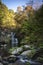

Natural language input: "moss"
[25,62,30,65]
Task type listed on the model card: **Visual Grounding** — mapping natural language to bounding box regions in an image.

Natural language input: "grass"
[9,47,18,53]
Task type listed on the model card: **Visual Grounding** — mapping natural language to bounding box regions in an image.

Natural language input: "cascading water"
[11,32,18,47]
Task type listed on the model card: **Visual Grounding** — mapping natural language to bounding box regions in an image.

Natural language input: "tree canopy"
[0,1,43,48]
[0,1,17,29]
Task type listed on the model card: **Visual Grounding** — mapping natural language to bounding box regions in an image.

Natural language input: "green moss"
[25,62,30,65]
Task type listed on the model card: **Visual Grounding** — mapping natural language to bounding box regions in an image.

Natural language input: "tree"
[16,4,43,48]
[15,4,34,46]
[0,2,17,29]
[34,5,43,48]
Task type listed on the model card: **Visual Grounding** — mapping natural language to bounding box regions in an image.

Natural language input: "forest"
[0,1,43,48]
[0,0,43,65]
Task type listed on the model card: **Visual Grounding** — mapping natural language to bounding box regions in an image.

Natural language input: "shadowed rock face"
[0,63,3,65]
[13,60,25,65]
[0,41,11,57]
[31,48,43,60]
[0,48,43,65]
[14,49,43,65]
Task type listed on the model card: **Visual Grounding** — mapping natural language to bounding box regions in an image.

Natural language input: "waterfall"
[11,32,18,47]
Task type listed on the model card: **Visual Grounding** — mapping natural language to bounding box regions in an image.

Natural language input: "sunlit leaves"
[0,2,17,29]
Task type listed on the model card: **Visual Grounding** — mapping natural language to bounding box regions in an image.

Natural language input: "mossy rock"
[25,62,30,65]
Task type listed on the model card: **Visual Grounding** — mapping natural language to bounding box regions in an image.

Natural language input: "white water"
[11,32,18,47]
